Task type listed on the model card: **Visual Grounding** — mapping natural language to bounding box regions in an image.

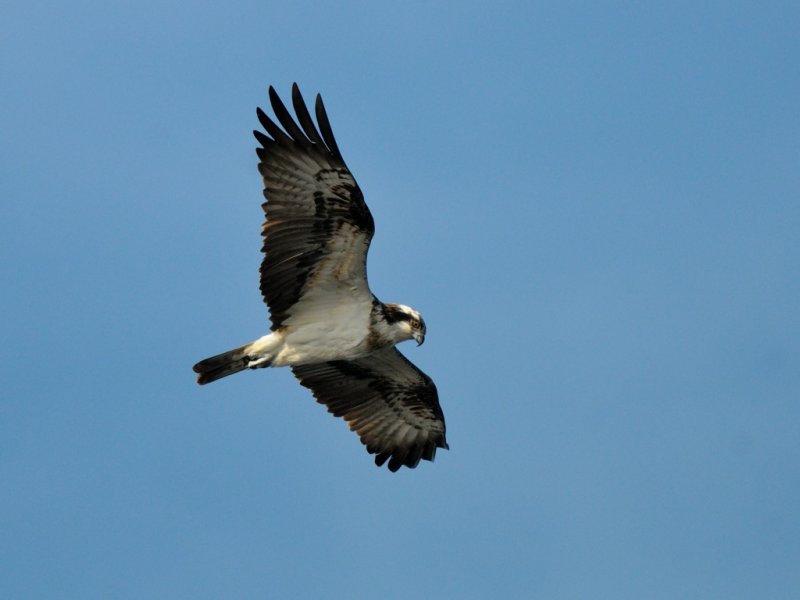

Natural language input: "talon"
[246,355,271,369]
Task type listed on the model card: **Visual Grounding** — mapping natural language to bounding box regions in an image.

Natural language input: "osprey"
[193,84,448,472]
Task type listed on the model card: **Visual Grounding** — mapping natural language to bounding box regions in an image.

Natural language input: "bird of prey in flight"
[193,84,448,471]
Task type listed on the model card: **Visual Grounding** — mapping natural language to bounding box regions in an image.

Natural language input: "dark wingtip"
[253,129,270,146]
[268,85,280,105]
[314,93,343,161]
[255,107,273,132]
[291,83,305,112]
[267,83,311,146]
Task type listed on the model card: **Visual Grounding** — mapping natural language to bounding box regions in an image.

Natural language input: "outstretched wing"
[254,84,375,330]
[292,347,449,472]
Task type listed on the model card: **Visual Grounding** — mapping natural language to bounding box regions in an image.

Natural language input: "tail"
[193,344,252,385]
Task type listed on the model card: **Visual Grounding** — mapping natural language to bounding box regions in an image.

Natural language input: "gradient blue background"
[3,2,799,598]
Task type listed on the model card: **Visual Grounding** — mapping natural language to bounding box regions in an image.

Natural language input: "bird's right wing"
[254,84,376,330]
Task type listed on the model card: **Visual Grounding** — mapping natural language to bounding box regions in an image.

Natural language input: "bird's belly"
[272,298,373,366]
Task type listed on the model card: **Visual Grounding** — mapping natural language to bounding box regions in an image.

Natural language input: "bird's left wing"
[292,347,449,471]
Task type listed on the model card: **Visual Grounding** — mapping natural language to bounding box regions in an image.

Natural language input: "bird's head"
[382,303,426,346]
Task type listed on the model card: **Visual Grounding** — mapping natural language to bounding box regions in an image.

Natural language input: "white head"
[381,303,426,346]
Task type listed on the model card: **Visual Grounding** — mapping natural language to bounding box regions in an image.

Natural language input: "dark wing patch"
[255,84,375,329]
[292,347,448,472]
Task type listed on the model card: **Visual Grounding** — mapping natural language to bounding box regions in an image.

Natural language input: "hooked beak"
[413,331,425,346]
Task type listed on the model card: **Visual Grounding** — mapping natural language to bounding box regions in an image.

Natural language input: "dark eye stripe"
[383,305,414,324]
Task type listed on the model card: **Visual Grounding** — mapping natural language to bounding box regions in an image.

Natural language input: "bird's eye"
[411,319,421,330]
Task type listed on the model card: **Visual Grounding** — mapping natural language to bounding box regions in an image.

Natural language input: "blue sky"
[2,2,799,598]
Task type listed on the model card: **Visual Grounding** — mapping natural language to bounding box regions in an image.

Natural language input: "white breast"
[273,280,374,366]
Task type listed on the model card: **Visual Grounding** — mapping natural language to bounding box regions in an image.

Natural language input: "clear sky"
[2,2,799,599]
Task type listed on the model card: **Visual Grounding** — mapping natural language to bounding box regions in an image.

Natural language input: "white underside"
[244,226,410,367]
[247,253,377,367]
